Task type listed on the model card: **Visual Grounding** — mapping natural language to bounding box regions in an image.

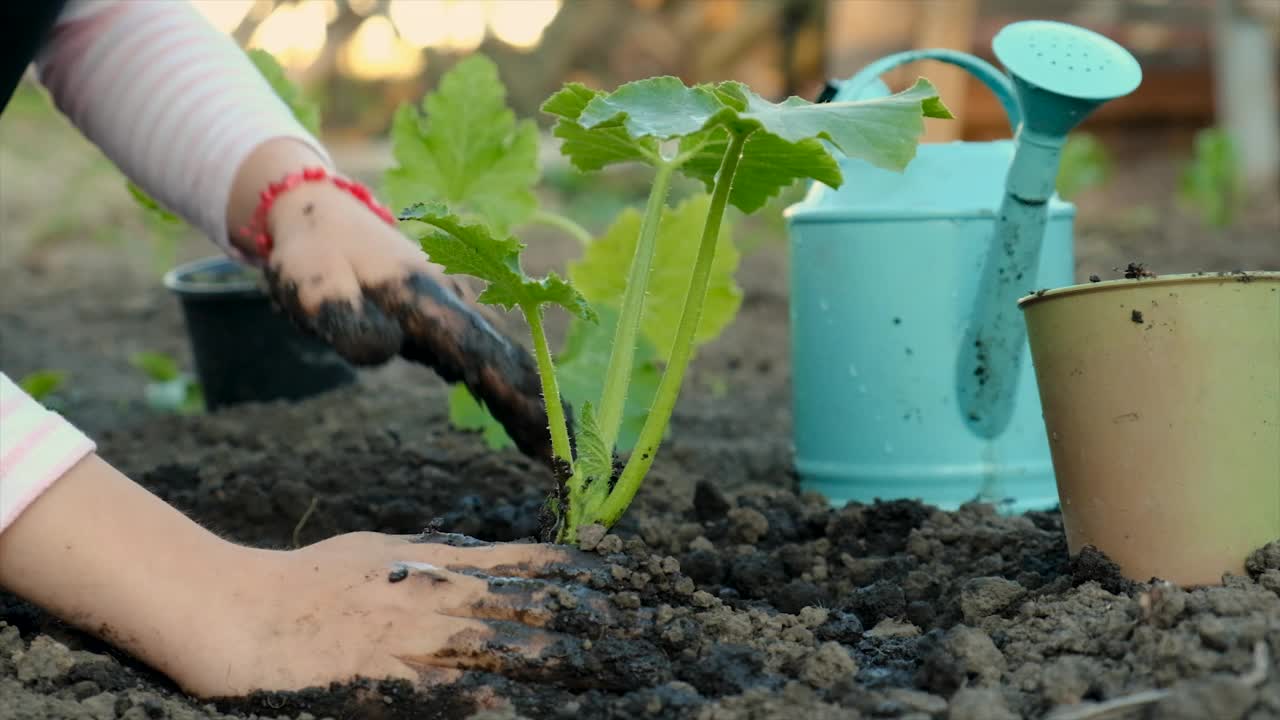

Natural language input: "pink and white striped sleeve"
[0,372,96,533]
[33,0,333,263]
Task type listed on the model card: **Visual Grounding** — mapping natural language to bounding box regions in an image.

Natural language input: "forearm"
[0,453,260,681]
[34,0,331,262]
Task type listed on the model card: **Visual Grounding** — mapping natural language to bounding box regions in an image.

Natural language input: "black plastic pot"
[163,256,356,411]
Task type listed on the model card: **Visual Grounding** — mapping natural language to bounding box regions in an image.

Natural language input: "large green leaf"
[384,55,539,232]
[569,193,741,361]
[720,79,952,170]
[542,83,659,172]
[679,129,841,214]
[578,77,723,139]
[557,76,950,214]
[400,202,595,322]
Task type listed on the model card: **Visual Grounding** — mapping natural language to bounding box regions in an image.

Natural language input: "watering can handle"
[834,49,1021,134]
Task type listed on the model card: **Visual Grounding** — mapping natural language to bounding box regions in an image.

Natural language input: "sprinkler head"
[993,20,1143,139]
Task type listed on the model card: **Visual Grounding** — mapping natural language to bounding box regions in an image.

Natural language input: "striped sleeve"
[32,0,333,264]
[0,372,96,534]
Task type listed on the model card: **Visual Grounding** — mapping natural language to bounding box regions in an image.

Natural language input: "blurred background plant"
[1,0,1275,295]
[1055,132,1114,201]
[1178,127,1243,229]
[17,370,69,408]
[130,351,204,415]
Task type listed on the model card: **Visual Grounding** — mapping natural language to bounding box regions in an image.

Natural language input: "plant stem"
[595,131,749,527]
[521,302,574,472]
[594,161,676,451]
[531,208,593,246]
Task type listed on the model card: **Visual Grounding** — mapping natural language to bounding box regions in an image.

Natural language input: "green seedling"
[1178,127,1242,229]
[385,56,734,455]
[130,351,203,415]
[19,370,68,406]
[401,70,950,543]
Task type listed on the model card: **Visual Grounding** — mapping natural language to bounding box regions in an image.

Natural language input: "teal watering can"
[785,21,1142,512]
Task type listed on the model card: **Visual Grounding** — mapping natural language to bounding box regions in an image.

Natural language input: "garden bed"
[3,378,1278,720]
[2,151,1278,719]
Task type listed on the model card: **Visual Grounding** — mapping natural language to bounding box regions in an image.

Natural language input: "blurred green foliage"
[246,48,322,136]
[1056,132,1113,200]
[18,370,68,403]
[130,351,204,415]
[1178,127,1242,229]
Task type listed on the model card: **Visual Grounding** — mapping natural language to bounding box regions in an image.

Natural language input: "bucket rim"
[1017,270,1280,309]
[163,255,265,299]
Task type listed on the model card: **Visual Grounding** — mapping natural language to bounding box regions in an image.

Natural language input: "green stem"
[594,161,676,452]
[521,303,573,472]
[595,131,749,527]
[531,209,593,246]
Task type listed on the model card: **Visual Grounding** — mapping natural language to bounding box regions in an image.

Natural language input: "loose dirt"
[2,142,1278,718]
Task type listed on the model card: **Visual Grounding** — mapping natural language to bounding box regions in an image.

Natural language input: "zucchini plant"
[398,62,951,543]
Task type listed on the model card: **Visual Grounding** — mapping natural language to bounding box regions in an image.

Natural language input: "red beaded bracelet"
[238,166,397,258]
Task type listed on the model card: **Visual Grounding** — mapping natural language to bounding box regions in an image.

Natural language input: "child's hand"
[1,455,648,704]
[259,180,563,467]
[181,532,624,699]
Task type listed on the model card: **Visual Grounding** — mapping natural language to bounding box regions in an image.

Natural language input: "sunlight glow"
[389,0,486,52]
[215,0,564,79]
[487,0,561,50]
[321,0,339,23]
[248,0,274,22]
[348,0,379,16]
[190,0,254,34]
[248,1,329,71]
[388,0,560,52]
[340,15,426,81]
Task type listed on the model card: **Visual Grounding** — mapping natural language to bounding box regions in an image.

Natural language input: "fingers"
[443,575,615,630]
[400,618,669,691]
[369,270,566,467]
[263,244,403,365]
[398,618,554,676]
[398,534,606,578]
[384,544,613,631]
[378,541,666,691]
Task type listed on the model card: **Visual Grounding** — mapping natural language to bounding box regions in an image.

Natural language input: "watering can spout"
[957,21,1142,439]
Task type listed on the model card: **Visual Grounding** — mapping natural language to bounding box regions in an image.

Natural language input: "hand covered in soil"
[189,531,621,698]
[258,179,562,466]
[1,454,647,706]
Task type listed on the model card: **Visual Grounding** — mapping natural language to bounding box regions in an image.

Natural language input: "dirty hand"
[256,178,562,466]
[188,532,622,699]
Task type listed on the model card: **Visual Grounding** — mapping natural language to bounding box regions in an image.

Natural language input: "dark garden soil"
[3,147,1279,718]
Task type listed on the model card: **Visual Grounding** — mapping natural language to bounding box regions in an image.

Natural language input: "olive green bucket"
[1019,271,1280,586]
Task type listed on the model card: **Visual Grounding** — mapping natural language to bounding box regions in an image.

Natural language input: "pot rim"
[163,255,265,299]
[1017,270,1280,309]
